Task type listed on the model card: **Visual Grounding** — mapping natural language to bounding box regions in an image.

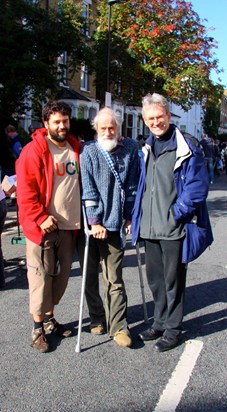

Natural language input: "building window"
[114,80,122,97]
[78,106,85,119]
[80,64,89,91]
[57,52,67,86]
[89,107,97,122]
[123,113,133,139]
[137,115,142,136]
[82,1,91,37]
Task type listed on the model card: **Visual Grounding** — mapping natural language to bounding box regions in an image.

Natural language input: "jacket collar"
[142,126,191,169]
[175,128,191,170]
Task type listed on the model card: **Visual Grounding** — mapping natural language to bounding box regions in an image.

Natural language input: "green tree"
[0,0,91,128]
[203,105,221,137]
[94,0,224,109]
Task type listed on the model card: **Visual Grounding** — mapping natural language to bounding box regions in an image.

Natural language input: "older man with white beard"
[79,107,138,348]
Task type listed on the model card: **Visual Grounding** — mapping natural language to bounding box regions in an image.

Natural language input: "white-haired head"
[93,107,121,152]
[142,93,170,117]
[92,107,121,132]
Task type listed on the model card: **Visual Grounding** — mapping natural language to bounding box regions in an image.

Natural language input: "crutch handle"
[82,203,92,237]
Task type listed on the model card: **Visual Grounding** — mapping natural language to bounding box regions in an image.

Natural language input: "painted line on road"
[153,339,204,412]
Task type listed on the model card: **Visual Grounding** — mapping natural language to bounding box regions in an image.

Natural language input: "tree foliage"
[203,105,220,137]
[0,0,91,128]
[94,0,224,109]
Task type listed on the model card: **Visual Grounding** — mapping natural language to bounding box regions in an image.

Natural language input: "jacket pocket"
[183,222,208,263]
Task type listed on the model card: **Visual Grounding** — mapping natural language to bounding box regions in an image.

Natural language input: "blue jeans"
[204,157,214,183]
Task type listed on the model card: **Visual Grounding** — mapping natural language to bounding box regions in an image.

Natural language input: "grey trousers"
[77,230,128,336]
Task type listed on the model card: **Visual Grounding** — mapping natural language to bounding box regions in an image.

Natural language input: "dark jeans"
[204,157,214,183]
[0,198,7,287]
[144,238,187,338]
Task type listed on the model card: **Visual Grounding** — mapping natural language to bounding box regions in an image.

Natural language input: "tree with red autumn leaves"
[94,0,224,109]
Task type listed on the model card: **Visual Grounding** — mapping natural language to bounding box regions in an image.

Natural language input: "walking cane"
[136,243,149,324]
[75,204,92,353]
[11,203,26,245]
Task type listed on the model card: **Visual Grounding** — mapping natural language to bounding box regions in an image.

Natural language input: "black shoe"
[138,327,163,342]
[154,335,180,352]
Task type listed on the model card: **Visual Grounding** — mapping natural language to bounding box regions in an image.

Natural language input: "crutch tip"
[75,345,81,353]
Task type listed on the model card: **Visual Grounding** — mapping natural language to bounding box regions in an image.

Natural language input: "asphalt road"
[0,176,226,412]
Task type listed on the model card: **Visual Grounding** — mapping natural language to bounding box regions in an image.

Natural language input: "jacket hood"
[31,128,49,151]
[175,128,191,170]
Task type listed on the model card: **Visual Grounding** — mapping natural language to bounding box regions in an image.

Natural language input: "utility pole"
[106,0,121,105]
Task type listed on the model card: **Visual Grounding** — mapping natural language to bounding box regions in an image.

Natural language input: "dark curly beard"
[49,130,68,143]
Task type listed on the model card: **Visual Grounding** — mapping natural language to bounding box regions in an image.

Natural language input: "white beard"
[98,137,118,152]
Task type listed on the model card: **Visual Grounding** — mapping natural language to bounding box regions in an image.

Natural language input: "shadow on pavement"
[128,277,226,342]
[184,277,226,338]
[207,196,227,217]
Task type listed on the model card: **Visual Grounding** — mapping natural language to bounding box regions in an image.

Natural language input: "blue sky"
[190,0,227,88]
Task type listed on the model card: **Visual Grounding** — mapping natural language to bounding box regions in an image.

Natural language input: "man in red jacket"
[16,101,81,353]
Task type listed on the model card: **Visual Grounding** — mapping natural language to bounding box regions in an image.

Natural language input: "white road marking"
[153,339,204,412]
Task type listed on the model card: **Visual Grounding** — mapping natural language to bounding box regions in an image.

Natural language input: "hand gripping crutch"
[136,243,149,324]
[75,204,92,353]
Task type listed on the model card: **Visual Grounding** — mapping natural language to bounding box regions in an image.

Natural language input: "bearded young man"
[79,107,138,348]
[16,100,81,353]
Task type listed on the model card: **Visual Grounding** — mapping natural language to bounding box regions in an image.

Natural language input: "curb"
[4,219,18,230]
[4,206,18,231]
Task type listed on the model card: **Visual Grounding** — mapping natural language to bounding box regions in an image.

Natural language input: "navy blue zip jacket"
[132,127,213,263]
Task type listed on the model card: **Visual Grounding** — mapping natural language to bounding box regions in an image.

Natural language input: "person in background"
[0,184,7,289]
[136,134,145,149]
[79,107,138,348]
[213,138,222,176]
[200,134,215,184]
[28,125,36,138]
[5,125,24,159]
[132,93,212,352]
[16,100,81,353]
[221,143,227,176]
[0,129,17,181]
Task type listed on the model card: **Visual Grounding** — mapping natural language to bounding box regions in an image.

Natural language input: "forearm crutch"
[75,204,92,353]
[136,243,149,324]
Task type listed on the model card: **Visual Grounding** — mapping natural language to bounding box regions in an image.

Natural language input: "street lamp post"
[106,0,121,101]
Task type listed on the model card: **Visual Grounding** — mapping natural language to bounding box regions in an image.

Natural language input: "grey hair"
[92,107,121,132]
[142,93,170,117]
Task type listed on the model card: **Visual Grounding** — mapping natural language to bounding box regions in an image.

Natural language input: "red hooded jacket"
[16,128,81,245]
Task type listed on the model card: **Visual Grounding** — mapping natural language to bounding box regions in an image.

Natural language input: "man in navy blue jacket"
[132,93,213,352]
